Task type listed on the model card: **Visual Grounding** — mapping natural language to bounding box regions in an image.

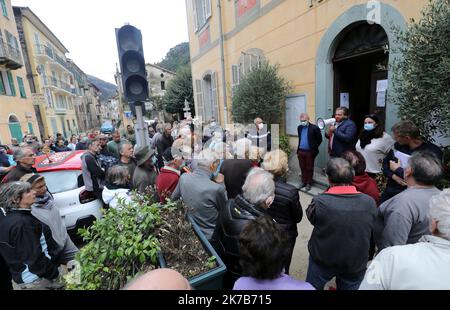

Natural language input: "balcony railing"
[46,77,74,95]
[34,44,71,72]
[54,53,71,71]
[55,106,67,114]
[0,41,23,69]
[59,80,72,93]
[34,44,53,59]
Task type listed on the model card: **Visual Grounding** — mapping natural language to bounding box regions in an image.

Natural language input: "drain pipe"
[217,0,228,125]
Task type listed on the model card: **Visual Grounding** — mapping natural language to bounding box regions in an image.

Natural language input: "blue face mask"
[300,121,309,127]
[364,124,375,131]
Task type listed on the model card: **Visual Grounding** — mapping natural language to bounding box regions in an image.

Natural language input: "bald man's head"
[124,268,191,290]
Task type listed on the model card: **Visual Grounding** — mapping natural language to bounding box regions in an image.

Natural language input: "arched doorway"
[314,3,406,169]
[8,115,23,142]
[333,22,389,131]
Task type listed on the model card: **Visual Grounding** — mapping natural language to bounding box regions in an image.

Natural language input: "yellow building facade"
[186,0,430,167]
[14,6,78,139]
[0,0,40,144]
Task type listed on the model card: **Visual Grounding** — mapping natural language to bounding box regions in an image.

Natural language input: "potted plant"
[65,192,226,290]
[156,202,226,290]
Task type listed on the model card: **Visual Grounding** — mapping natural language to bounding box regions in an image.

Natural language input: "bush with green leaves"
[279,134,292,158]
[232,62,291,126]
[65,196,161,290]
[391,0,450,141]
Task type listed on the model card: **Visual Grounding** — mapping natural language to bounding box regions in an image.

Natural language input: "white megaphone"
[317,118,336,130]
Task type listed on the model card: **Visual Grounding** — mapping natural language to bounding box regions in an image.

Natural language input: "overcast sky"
[12,0,189,84]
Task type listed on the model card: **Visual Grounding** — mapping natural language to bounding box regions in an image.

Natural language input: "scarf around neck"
[359,130,378,149]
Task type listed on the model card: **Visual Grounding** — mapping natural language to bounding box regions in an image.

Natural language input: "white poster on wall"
[377,91,386,107]
[340,93,350,108]
[285,95,306,136]
[376,79,388,92]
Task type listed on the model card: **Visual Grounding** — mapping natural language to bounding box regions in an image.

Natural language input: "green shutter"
[28,122,34,134]
[7,72,16,97]
[17,76,26,98]
[9,123,23,142]
[0,74,5,95]
[1,0,8,18]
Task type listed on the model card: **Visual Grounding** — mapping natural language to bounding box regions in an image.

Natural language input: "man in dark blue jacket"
[297,113,322,191]
[325,107,357,158]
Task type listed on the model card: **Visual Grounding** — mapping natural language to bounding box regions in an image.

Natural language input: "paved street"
[290,191,314,281]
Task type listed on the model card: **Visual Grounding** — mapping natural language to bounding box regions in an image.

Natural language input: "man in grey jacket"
[376,151,443,250]
[172,149,227,240]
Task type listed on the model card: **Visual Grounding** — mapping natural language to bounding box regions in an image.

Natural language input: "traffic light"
[116,25,149,104]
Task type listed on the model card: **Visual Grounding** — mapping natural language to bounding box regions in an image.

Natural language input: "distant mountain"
[87,75,117,103]
[156,42,190,73]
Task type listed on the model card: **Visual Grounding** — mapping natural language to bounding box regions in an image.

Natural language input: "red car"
[34,151,103,238]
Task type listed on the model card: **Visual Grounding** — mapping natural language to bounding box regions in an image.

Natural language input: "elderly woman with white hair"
[262,149,303,274]
[360,189,450,290]
[213,168,276,289]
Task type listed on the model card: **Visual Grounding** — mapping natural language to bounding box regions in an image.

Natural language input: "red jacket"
[352,173,380,206]
[156,166,180,203]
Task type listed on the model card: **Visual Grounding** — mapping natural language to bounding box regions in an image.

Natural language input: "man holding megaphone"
[323,107,357,158]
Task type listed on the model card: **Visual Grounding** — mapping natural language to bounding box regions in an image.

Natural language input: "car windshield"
[40,171,81,194]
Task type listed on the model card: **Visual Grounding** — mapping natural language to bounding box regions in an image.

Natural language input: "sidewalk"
[286,153,328,197]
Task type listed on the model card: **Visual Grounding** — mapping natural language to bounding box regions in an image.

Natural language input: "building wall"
[15,7,79,139]
[187,0,429,126]
[0,0,40,144]
[146,64,176,97]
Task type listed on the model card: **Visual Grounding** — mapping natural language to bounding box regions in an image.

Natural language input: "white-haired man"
[376,151,443,250]
[360,189,450,290]
[2,147,36,183]
[171,149,226,241]
[246,117,271,152]
[213,168,276,289]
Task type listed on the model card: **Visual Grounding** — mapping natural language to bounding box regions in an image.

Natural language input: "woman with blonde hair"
[262,149,303,274]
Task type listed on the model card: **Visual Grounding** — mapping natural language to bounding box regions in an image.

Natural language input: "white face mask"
[258,123,264,130]
[211,122,217,127]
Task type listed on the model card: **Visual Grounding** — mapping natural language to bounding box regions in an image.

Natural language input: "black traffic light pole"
[116,25,149,147]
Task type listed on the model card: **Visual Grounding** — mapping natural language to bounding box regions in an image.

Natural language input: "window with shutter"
[239,49,265,79]
[211,72,218,120]
[194,0,211,32]
[17,76,26,98]
[192,0,199,31]
[195,79,204,120]
[1,0,8,17]
[204,0,212,19]
[7,71,16,97]
[0,72,5,95]
[202,78,212,121]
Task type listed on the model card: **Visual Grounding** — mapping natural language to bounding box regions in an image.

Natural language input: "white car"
[35,151,103,239]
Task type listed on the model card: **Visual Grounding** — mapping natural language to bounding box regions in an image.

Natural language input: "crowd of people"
[0,110,448,290]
